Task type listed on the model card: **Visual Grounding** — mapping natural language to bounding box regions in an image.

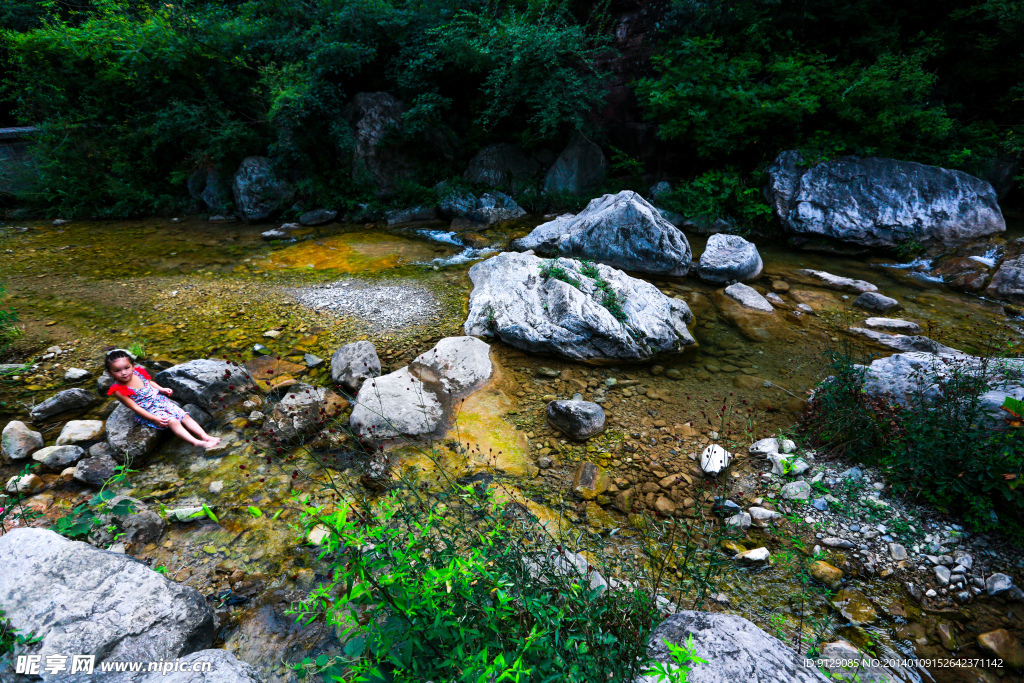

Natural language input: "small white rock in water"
[725,512,752,530]
[723,283,774,313]
[64,367,91,381]
[748,507,781,525]
[765,292,786,306]
[209,480,224,494]
[863,317,921,333]
[263,330,282,338]
[796,269,878,293]
[735,547,770,563]
[700,445,732,476]
[797,303,813,313]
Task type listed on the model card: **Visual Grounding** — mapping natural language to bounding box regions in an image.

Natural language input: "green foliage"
[289,486,678,683]
[49,464,138,541]
[657,170,773,234]
[0,283,20,356]
[0,607,41,657]
[642,636,706,683]
[801,352,1024,535]
[2,0,609,216]
[638,0,1024,177]
[126,339,146,359]
[538,259,581,289]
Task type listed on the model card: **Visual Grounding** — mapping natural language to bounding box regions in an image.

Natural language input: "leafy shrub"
[801,352,1024,535]
[290,482,704,683]
[0,283,20,356]
[656,170,773,235]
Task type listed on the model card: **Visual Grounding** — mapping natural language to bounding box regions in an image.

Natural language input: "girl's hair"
[104,349,134,373]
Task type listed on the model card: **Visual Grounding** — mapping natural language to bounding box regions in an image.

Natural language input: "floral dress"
[107,366,186,429]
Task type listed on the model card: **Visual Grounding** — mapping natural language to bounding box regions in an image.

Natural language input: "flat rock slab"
[847,329,963,355]
[863,317,921,333]
[464,251,695,362]
[511,190,692,276]
[0,528,214,683]
[796,269,878,293]
[723,283,774,313]
[32,445,86,471]
[29,388,99,422]
[639,611,828,682]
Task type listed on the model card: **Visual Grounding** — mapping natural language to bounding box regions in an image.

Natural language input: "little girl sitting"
[105,349,221,450]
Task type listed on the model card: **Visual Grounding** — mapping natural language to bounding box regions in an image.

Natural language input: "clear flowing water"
[1,215,1021,682]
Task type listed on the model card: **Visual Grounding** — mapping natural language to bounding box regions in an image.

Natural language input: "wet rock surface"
[464,251,695,361]
[511,191,692,276]
[0,528,214,682]
[767,152,1006,250]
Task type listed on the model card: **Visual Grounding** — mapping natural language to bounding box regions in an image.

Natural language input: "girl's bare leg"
[181,415,220,447]
[167,419,206,447]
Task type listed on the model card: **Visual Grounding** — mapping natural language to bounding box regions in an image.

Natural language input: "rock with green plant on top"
[572,461,610,500]
[464,251,695,361]
[1,420,44,462]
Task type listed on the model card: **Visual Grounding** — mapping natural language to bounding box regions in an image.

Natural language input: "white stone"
[749,437,779,456]
[55,420,106,446]
[699,444,732,476]
[864,317,921,333]
[735,547,770,563]
[724,283,774,313]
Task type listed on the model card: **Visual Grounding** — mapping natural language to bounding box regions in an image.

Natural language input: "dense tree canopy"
[1,0,1021,218]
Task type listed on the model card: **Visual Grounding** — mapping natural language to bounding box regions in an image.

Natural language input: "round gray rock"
[853,291,899,312]
[231,156,296,222]
[697,234,763,284]
[1,420,44,462]
[639,611,829,683]
[547,397,605,440]
[73,452,119,487]
[331,340,381,395]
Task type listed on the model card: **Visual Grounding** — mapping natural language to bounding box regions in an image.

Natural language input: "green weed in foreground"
[800,351,1024,536]
[288,483,699,683]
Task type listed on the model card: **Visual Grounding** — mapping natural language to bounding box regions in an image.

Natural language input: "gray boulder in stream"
[464,252,695,362]
[696,233,763,284]
[0,528,214,683]
[155,359,255,411]
[231,156,295,222]
[350,336,493,441]
[637,611,828,683]
[464,143,540,193]
[766,151,1005,250]
[511,191,692,276]
[855,351,1024,428]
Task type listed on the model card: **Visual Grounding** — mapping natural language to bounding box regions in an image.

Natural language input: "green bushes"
[2,0,608,217]
[801,352,1024,535]
[0,283,19,356]
[289,481,710,683]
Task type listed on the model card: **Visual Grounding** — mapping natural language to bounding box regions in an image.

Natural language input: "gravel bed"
[290,279,442,333]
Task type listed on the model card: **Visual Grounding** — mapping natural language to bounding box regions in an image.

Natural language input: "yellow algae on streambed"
[258,231,455,273]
